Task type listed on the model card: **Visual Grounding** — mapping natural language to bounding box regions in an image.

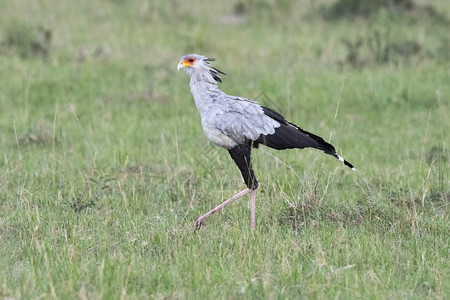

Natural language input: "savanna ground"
[0,0,448,299]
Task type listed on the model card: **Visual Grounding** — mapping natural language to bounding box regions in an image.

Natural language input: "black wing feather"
[255,106,339,158]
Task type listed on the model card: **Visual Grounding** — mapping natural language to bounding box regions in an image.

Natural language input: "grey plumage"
[179,54,280,149]
[178,54,355,230]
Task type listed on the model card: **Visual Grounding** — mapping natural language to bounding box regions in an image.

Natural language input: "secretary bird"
[177,54,355,231]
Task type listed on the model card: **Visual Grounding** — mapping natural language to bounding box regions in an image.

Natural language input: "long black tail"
[255,107,355,170]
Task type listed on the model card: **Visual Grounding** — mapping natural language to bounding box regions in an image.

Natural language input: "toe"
[194,218,204,231]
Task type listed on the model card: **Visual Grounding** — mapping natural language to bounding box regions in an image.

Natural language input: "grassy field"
[0,0,448,298]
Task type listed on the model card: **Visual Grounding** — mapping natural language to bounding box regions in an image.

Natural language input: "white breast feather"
[188,66,281,149]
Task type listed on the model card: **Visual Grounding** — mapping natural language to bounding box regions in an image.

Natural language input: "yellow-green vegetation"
[0,0,448,298]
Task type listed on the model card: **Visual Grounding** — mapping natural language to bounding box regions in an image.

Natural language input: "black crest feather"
[205,57,226,82]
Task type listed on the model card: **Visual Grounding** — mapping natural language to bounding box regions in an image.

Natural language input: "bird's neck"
[189,71,224,115]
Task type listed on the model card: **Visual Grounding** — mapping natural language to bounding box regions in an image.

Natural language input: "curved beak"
[177,62,184,71]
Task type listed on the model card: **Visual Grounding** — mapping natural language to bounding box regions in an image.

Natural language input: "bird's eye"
[188,58,195,63]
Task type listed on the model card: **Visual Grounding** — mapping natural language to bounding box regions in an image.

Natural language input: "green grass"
[0,0,448,298]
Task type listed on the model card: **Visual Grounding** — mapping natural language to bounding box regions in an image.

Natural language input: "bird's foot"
[194,217,205,231]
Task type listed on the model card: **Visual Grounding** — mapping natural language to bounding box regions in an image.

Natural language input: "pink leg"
[195,188,253,230]
[250,189,256,231]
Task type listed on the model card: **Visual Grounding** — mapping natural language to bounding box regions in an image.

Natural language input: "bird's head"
[177,54,226,83]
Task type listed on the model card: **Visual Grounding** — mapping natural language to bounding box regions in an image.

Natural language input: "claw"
[194,218,205,231]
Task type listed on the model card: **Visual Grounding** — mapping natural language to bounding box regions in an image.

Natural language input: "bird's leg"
[250,189,256,231]
[228,142,259,231]
[194,188,252,230]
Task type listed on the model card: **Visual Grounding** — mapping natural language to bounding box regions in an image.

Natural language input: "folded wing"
[255,106,355,170]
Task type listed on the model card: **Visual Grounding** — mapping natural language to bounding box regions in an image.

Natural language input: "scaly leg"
[195,188,253,230]
[250,189,256,231]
